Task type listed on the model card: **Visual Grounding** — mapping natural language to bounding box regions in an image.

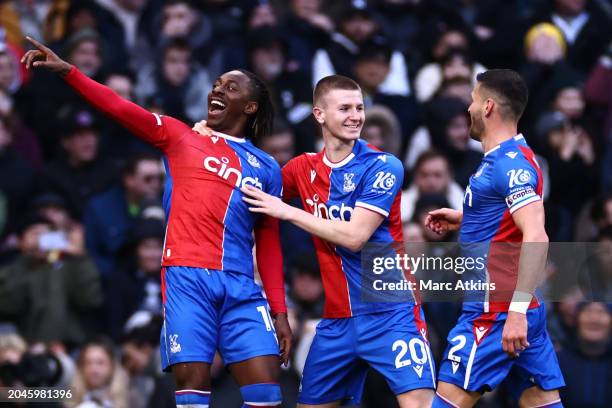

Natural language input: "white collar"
[484,133,524,156]
[323,152,355,168]
[211,130,247,143]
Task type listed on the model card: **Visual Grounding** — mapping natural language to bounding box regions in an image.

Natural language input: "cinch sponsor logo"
[305,194,353,221]
[204,156,263,189]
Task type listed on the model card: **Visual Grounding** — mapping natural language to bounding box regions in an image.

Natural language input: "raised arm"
[21,37,176,151]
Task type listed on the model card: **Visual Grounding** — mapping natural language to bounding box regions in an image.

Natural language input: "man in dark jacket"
[84,153,162,277]
[0,215,103,346]
[557,301,611,408]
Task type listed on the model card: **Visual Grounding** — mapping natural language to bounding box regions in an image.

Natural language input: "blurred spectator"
[281,0,334,74]
[93,0,160,70]
[591,193,612,232]
[0,215,103,346]
[0,115,35,236]
[32,192,85,257]
[548,286,585,346]
[0,328,76,390]
[0,45,22,94]
[352,37,420,152]
[401,150,464,223]
[258,118,296,167]
[135,37,210,123]
[588,227,612,301]
[529,0,612,74]
[246,26,316,153]
[405,97,481,186]
[106,218,165,340]
[120,313,175,408]
[0,100,42,169]
[69,337,129,408]
[84,153,163,277]
[135,0,212,70]
[414,30,486,103]
[435,76,474,106]
[362,105,401,157]
[100,70,155,159]
[289,254,324,321]
[37,106,118,219]
[19,28,107,150]
[536,109,597,218]
[312,1,411,97]
[557,302,611,407]
[583,42,612,191]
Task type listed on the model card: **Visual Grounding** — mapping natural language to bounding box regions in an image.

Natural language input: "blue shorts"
[437,304,565,399]
[298,305,436,406]
[160,266,279,371]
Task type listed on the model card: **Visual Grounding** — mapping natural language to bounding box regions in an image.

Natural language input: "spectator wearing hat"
[351,36,420,154]
[19,28,109,153]
[312,0,412,97]
[37,105,118,219]
[105,218,165,340]
[527,0,612,75]
[0,214,103,346]
[83,153,163,278]
[245,26,317,154]
[120,313,175,408]
[556,301,612,407]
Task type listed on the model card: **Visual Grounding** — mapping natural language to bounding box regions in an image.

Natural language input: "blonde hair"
[68,341,129,408]
[0,333,27,355]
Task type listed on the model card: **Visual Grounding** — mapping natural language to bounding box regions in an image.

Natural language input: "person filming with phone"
[0,214,103,348]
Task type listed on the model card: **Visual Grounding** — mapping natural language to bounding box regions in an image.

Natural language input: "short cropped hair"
[313,75,361,106]
[476,69,528,121]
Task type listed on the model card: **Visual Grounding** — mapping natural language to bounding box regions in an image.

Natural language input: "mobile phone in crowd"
[38,231,69,252]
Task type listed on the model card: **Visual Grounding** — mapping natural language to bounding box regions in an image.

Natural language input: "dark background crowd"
[0,0,610,407]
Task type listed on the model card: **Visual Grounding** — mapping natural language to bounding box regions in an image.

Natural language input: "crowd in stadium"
[0,0,610,407]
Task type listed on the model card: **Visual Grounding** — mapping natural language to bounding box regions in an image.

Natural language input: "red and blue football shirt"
[283,139,413,318]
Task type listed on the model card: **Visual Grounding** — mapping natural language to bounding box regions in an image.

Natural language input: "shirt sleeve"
[355,154,404,217]
[281,157,300,201]
[64,67,187,152]
[492,154,541,214]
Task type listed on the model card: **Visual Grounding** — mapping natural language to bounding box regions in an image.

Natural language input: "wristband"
[508,291,533,314]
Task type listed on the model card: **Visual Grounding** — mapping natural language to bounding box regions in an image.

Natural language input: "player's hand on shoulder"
[192,120,213,137]
[273,313,293,366]
[424,208,462,234]
[502,311,529,358]
[21,37,72,77]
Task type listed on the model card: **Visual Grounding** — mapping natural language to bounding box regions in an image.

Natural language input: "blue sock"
[175,389,210,407]
[432,392,459,408]
[240,383,282,407]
